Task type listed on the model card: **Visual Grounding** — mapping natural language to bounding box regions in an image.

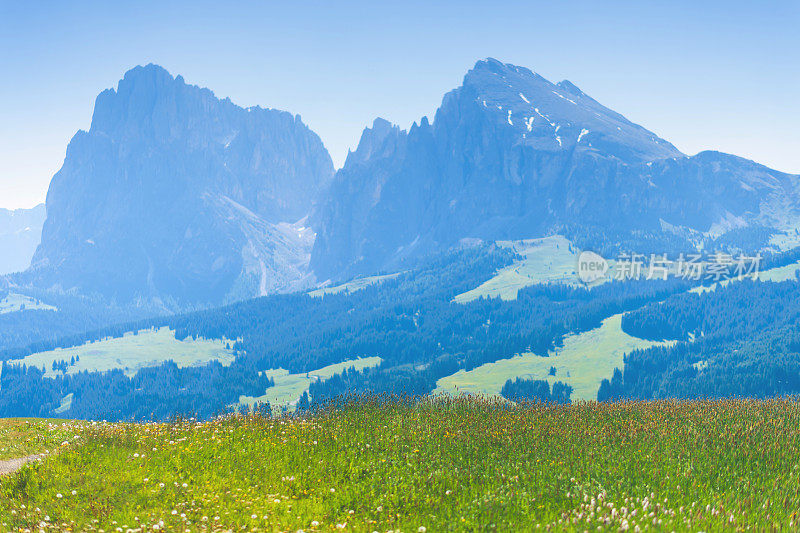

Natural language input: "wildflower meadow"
[2,396,800,531]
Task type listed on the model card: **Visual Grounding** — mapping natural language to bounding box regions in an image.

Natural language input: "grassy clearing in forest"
[0,293,57,314]
[3,397,800,531]
[309,273,403,297]
[4,327,236,379]
[238,357,383,410]
[434,313,670,401]
[453,236,584,303]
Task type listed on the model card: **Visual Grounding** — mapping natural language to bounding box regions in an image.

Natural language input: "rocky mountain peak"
[24,66,334,305]
[444,58,683,163]
[345,118,404,166]
[310,59,799,282]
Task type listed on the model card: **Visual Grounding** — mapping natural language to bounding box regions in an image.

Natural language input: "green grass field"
[239,357,383,410]
[309,273,403,298]
[691,258,800,294]
[0,419,84,460]
[768,228,800,251]
[434,313,670,401]
[0,293,57,314]
[3,327,236,379]
[753,259,800,282]
[447,257,800,402]
[2,398,800,531]
[453,236,591,303]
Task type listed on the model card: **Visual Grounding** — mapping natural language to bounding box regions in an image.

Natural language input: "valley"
[0,5,796,531]
[1,58,800,422]
[6,240,800,419]
[440,251,800,401]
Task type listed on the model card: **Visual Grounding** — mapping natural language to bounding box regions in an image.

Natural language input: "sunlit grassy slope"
[309,273,403,297]
[4,327,236,378]
[0,293,57,314]
[690,259,800,294]
[447,258,798,401]
[758,259,800,281]
[768,228,800,251]
[3,398,800,531]
[453,236,585,303]
[434,313,671,401]
[239,357,383,410]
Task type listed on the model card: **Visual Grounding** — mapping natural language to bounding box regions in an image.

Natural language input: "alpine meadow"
[1,2,799,531]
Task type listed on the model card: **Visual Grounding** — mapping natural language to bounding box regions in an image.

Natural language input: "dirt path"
[0,454,41,476]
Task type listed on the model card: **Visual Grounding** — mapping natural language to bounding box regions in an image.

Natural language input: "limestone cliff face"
[311,59,799,281]
[30,64,333,304]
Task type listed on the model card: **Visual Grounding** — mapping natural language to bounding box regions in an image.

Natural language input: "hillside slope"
[3,399,800,531]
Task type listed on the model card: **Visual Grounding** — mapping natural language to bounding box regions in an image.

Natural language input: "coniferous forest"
[0,245,694,420]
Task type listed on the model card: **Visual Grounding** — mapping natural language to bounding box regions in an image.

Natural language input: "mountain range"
[6,59,799,305]
[311,59,800,280]
[3,59,800,419]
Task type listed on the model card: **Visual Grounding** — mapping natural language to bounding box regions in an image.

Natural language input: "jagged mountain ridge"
[9,58,799,302]
[311,58,800,281]
[22,64,334,305]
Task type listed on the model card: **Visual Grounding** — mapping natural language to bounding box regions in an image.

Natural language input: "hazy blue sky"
[1,0,798,208]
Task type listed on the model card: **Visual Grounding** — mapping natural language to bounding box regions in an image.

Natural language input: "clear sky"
[0,0,798,209]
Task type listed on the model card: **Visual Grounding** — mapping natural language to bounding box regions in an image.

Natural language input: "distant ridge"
[0,204,45,275]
